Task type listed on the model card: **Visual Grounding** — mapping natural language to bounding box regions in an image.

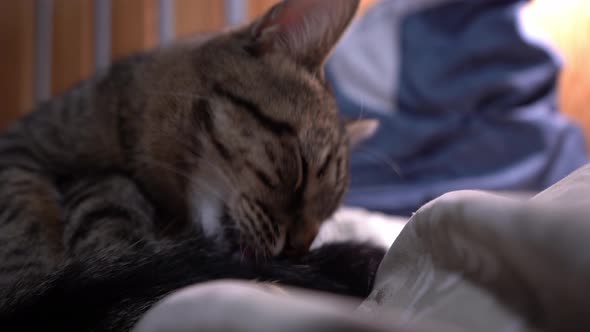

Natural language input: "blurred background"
[0,0,588,140]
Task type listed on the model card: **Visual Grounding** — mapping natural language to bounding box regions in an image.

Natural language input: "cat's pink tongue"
[233,247,255,261]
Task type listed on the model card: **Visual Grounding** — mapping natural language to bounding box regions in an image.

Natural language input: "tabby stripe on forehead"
[192,99,232,162]
[212,85,295,136]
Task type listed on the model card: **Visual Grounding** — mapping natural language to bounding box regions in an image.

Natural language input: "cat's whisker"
[158,215,187,238]
[190,158,236,191]
[352,147,403,178]
[356,99,367,121]
[125,238,148,253]
[157,132,206,165]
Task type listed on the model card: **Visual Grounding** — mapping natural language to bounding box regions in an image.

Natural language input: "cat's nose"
[282,226,319,258]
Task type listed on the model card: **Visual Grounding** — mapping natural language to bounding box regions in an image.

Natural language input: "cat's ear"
[345,119,379,148]
[249,0,360,72]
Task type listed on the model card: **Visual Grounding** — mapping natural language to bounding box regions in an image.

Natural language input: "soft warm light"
[522,0,590,147]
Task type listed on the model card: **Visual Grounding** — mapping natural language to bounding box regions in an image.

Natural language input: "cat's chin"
[190,193,224,239]
[188,189,285,258]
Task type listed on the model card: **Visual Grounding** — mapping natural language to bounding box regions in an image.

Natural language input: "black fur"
[0,239,385,332]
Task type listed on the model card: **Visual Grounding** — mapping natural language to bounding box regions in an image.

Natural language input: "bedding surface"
[134,163,590,332]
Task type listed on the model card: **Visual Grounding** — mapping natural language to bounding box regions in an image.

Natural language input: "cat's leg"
[62,174,158,261]
[0,100,121,286]
[0,168,64,287]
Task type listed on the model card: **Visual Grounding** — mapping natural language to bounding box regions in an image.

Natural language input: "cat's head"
[137,0,377,257]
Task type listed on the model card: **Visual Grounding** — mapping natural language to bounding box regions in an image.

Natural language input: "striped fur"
[0,1,384,330]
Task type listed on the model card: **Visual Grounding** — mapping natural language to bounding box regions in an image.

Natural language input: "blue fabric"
[327,0,589,215]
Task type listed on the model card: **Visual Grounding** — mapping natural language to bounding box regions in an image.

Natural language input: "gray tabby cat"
[0,1,383,330]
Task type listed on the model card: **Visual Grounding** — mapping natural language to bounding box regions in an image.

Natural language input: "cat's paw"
[60,174,157,259]
[300,242,387,298]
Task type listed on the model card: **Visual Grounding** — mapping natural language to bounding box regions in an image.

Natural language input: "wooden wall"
[0,1,35,126]
[0,0,588,148]
[175,1,225,39]
[51,0,94,95]
[523,0,590,146]
[111,0,158,61]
